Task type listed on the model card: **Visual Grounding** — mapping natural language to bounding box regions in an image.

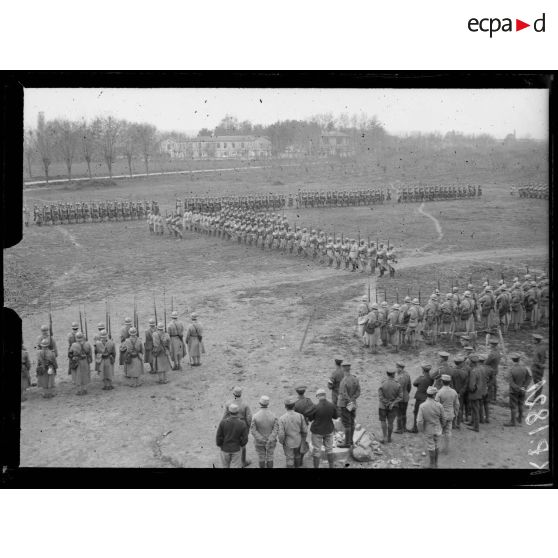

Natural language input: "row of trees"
[25,113,158,182]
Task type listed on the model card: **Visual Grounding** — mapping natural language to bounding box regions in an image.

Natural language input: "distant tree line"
[24,111,546,182]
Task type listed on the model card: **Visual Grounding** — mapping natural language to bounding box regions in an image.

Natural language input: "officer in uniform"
[95,330,116,390]
[278,397,308,468]
[465,354,482,432]
[327,357,344,408]
[168,311,185,370]
[504,353,531,427]
[410,363,434,433]
[250,395,279,468]
[377,369,403,444]
[119,317,133,373]
[293,384,316,424]
[68,331,92,396]
[435,374,459,453]
[450,355,468,429]
[223,386,253,468]
[393,362,411,433]
[476,353,491,424]
[337,362,361,448]
[485,339,501,403]
[417,386,445,468]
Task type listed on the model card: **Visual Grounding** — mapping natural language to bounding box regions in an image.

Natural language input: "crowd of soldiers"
[355,273,549,353]
[295,189,390,208]
[152,207,399,276]
[28,200,160,226]
[213,330,546,468]
[180,194,287,213]
[21,310,204,400]
[397,184,481,203]
[511,184,548,199]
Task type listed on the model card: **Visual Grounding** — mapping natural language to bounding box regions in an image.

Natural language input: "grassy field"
[8,160,549,469]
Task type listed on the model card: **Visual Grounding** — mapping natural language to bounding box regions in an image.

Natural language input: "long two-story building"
[160,135,272,159]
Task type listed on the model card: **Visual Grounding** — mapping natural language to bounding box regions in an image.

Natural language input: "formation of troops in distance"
[510,184,548,198]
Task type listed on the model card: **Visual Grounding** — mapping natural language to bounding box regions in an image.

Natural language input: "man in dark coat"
[409,363,434,433]
[216,403,248,468]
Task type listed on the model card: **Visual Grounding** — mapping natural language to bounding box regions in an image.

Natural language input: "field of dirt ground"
[6,161,549,469]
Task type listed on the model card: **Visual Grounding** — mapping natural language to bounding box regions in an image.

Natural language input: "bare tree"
[35,112,55,183]
[52,119,79,180]
[79,119,99,180]
[135,123,157,175]
[96,116,120,179]
[121,120,138,177]
[23,127,35,179]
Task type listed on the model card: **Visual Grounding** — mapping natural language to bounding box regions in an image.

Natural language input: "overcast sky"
[24,88,548,139]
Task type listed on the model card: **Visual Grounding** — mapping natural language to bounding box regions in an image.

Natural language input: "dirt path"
[56,226,82,248]
[417,202,444,250]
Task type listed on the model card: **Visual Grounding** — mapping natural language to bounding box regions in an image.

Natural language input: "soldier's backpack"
[365,315,378,334]
[497,295,510,316]
[511,292,522,311]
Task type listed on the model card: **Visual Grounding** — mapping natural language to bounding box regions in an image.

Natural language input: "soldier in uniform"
[431,351,452,390]
[386,303,401,352]
[223,386,253,468]
[435,374,459,453]
[510,282,524,331]
[341,238,351,269]
[168,311,185,370]
[36,337,58,398]
[531,334,546,400]
[409,363,434,433]
[122,327,144,388]
[504,353,531,427]
[349,238,359,271]
[417,386,445,468]
[250,395,279,468]
[423,294,439,345]
[393,362,411,433]
[21,342,32,402]
[293,384,316,424]
[144,318,156,373]
[485,339,501,403]
[36,324,58,357]
[336,362,361,449]
[364,302,380,353]
[68,331,92,395]
[378,369,403,444]
[185,312,204,366]
[451,355,469,430]
[278,396,308,469]
[119,317,133,373]
[465,354,481,432]
[216,403,248,469]
[327,357,344,408]
[94,330,116,390]
[151,322,173,384]
[366,241,376,274]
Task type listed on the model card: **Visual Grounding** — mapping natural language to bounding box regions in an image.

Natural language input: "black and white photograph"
[3,81,550,476]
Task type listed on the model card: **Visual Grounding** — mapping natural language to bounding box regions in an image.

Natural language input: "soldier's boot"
[241,447,251,468]
[379,422,388,444]
[401,415,408,432]
[394,416,403,434]
[313,456,321,469]
[327,454,335,468]
[408,417,418,434]
[387,423,393,443]
[259,461,266,469]
[427,450,436,468]
[338,428,352,448]
[266,461,273,468]
[434,448,439,468]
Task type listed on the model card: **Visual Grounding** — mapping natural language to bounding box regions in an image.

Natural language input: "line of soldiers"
[161,207,399,276]
[511,184,548,199]
[356,274,549,352]
[180,194,287,213]
[21,311,204,399]
[295,189,390,208]
[397,184,481,203]
[31,200,160,225]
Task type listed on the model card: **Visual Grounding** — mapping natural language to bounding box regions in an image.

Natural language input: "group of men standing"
[397,184,481,202]
[21,310,204,400]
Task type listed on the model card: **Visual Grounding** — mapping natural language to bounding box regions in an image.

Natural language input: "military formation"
[180,194,287,213]
[21,301,204,401]
[396,184,481,202]
[355,273,549,354]
[511,184,548,199]
[30,200,160,225]
[154,207,399,276]
[295,189,390,208]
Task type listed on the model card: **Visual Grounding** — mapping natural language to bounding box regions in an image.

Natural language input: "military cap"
[259,395,270,407]
[489,339,499,345]
[452,287,459,292]
[129,327,137,336]
[467,284,474,289]
[464,346,474,351]
[148,318,156,325]
[232,386,242,396]
[99,329,108,338]
[464,291,471,297]
[441,374,451,382]
[40,324,49,331]
[341,362,351,368]
[426,386,437,395]
[404,296,411,303]
[124,317,132,325]
[381,301,388,307]
[386,369,396,376]
[295,384,307,393]
[438,351,450,358]
[76,332,84,339]
[430,294,437,300]
[228,403,239,414]
[421,363,432,371]
[316,388,326,397]
[171,311,178,318]
[40,338,50,347]
[284,397,297,407]
[334,357,343,365]
[361,296,368,302]
[510,353,520,360]
[524,274,531,279]
[157,322,165,330]
[532,334,543,341]
[395,361,405,368]
[453,355,465,363]
[191,313,198,320]
[393,304,400,309]
[71,322,79,329]
[370,302,378,309]
[469,354,479,363]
